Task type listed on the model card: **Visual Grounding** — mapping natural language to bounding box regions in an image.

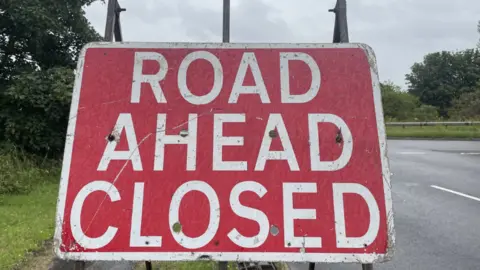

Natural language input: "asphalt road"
[289,139,480,270]
[51,140,480,270]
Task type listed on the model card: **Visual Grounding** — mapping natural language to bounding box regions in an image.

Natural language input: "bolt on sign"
[54,42,395,263]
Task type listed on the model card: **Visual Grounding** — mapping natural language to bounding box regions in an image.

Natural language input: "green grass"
[0,146,60,270]
[0,182,59,269]
[0,145,60,195]
[386,125,480,139]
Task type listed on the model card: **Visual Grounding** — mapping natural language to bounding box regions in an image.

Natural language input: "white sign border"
[53,42,395,263]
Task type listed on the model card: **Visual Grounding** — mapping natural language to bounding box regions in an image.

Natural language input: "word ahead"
[54,43,394,263]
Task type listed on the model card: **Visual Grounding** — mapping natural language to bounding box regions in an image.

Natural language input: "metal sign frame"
[103,0,125,42]
[72,1,380,269]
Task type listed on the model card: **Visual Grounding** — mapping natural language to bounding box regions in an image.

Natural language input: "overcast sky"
[84,0,480,89]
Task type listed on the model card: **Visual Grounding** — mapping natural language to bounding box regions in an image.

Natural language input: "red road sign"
[54,42,394,263]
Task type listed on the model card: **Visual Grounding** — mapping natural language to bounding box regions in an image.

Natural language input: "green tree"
[0,0,102,155]
[0,0,101,88]
[381,81,419,121]
[405,49,480,117]
[449,89,480,120]
[1,67,74,157]
[411,105,439,121]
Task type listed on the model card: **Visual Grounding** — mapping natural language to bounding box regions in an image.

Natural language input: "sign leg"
[308,262,315,270]
[222,0,230,42]
[219,261,228,270]
[145,261,153,270]
[362,264,373,270]
[73,261,85,270]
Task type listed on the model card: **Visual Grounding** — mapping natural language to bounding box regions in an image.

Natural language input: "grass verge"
[0,182,59,269]
[386,125,480,139]
[0,146,60,270]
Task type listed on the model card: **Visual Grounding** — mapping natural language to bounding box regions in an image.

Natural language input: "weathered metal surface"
[104,0,124,42]
[223,0,230,43]
[113,0,125,42]
[73,261,85,270]
[362,263,374,270]
[329,0,349,43]
[53,42,394,263]
[386,121,480,127]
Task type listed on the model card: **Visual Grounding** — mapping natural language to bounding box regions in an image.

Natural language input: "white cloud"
[85,0,480,89]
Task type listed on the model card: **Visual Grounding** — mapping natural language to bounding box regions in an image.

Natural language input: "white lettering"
[213,114,247,171]
[97,113,143,171]
[131,52,168,103]
[130,183,162,247]
[229,52,271,103]
[280,52,321,103]
[308,113,353,171]
[255,114,299,171]
[333,183,380,248]
[283,183,322,248]
[70,181,120,249]
[228,181,269,248]
[169,181,220,249]
[154,114,197,171]
[178,51,223,105]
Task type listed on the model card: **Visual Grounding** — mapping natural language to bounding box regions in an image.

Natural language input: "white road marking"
[404,182,419,187]
[397,151,426,155]
[460,152,480,155]
[431,185,480,202]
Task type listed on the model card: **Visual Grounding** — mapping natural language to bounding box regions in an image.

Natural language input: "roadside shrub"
[411,105,439,121]
[449,89,480,120]
[381,81,419,120]
[0,145,59,195]
[0,67,74,158]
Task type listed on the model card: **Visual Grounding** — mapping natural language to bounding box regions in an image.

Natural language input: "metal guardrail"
[386,121,480,127]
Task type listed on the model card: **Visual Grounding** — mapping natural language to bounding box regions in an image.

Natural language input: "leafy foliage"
[0,144,59,194]
[0,0,101,157]
[449,90,480,120]
[0,0,101,76]
[381,81,419,120]
[411,105,439,121]
[380,81,440,121]
[0,67,74,157]
[405,49,480,117]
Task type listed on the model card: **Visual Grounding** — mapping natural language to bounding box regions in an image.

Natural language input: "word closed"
[54,43,394,263]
